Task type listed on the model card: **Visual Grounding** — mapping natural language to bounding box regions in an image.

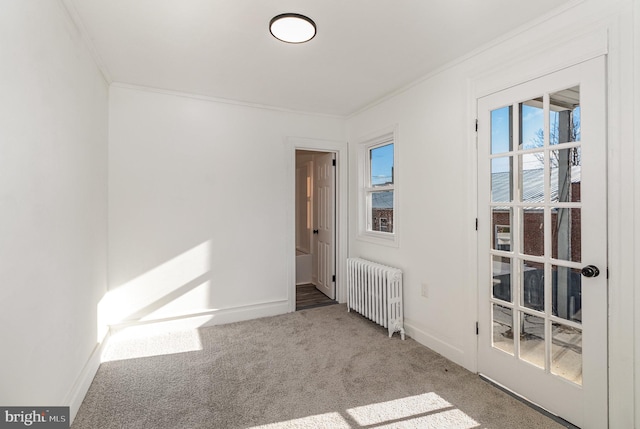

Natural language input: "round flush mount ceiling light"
[269,13,316,44]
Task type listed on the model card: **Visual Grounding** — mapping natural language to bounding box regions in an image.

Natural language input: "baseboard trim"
[403,320,466,368]
[200,300,291,328]
[109,299,290,334]
[65,331,111,425]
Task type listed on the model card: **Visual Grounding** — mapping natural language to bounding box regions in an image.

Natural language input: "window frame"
[357,127,399,247]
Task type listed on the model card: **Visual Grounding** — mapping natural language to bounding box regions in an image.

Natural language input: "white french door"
[477,57,607,428]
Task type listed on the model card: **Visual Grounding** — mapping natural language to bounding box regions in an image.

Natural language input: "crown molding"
[110,82,346,119]
[58,0,112,84]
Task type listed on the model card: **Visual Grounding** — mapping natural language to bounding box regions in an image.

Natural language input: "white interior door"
[477,57,607,428]
[313,152,335,299]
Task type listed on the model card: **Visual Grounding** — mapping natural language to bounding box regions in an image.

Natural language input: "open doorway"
[286,137,347,313]
[295,150,337,310]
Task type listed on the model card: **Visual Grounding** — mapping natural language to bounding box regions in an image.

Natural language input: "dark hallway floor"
[296,284,337,310]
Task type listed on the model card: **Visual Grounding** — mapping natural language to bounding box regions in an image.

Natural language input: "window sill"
[356,230,399,248]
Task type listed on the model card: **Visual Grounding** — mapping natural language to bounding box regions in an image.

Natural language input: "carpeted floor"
[72,304,568,428]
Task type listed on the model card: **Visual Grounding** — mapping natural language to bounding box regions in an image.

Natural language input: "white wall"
[106,85,344,328]
[1,0,637,426]
[348,68,471,360]
[0,0,108,416]
[346,0,637,426]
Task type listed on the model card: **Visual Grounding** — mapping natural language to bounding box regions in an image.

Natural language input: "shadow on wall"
[97,241,213,341]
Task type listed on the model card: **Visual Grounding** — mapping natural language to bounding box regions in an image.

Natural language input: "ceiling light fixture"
[269,13,316,44]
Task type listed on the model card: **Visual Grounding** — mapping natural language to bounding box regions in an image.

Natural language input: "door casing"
[285,137,348,312]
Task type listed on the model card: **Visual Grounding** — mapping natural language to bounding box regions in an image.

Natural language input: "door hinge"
[475,119,478,132]
[332,274,336,282]
[332,159,336,167]
[475,218,478,231]
[476,321,479,335]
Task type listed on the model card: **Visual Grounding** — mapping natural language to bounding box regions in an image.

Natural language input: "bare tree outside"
[531,108,581,167]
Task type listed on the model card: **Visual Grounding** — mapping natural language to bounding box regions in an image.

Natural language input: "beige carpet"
[72,304,569,428]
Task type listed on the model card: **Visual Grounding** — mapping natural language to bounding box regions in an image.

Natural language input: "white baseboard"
[65,331,111,425]
[404,319,466,368]
[199,300,290,328]
[108,299,290,337]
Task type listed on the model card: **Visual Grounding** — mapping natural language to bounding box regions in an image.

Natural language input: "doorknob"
[313,229,319,234]
[581,265,600,278]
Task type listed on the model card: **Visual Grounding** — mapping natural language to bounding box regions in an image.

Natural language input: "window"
[358,129,398,245]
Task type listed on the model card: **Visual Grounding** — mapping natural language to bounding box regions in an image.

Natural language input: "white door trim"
[285,137,348,312]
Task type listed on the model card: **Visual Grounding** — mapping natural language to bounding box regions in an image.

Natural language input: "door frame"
[464,24,612,423]
[285,137,348,312]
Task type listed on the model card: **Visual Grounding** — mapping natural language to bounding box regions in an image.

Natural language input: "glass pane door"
[477,57,607,429]
[488,87,583,384]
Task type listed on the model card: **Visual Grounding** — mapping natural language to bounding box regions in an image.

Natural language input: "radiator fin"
[347,257,404,340]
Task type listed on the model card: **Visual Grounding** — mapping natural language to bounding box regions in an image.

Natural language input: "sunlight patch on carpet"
[247,393,480,429]
[347,393,479,428]
[102,328,203,362]
[250,412,351,429]
[369,409,480,428]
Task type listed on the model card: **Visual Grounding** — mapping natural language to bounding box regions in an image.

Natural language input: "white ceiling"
[68,0,571,116]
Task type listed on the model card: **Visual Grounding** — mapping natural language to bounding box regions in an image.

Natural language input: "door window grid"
[488,90,583,385]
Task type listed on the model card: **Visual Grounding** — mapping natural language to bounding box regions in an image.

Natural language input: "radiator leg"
[388,322,406,340]
[387,328,405,340]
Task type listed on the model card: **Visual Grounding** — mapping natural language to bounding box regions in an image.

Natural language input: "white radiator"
[347,257,405,340]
